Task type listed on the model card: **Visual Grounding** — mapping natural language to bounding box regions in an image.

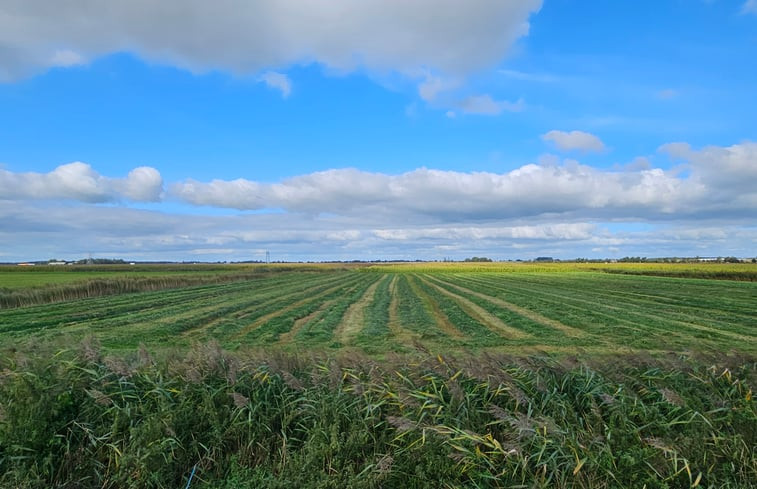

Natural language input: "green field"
[1,264,755,355]
[1,264,755,488]
[0,264,242,288]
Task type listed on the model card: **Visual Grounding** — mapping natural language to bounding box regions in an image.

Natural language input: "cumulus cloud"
[658,141,757,191]
[542,130,606,152]
[3,141,755,262]
[50,49,86,67]
[170,141,757,223]
[0,162,163,202]
[259,71,291,98]
[459,94,524,115]
[677,141,757,192]
[171,162,703,220]
[0,0,542,90]
[658,142,693,159]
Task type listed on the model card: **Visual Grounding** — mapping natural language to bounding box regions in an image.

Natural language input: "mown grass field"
[1,263,755,488]
[0,264,247,289]
[1,263,755,355]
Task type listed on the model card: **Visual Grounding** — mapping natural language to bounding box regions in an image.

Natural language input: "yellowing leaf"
[692,472,702,487]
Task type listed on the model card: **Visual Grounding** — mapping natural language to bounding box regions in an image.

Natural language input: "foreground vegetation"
[1,344,754,488]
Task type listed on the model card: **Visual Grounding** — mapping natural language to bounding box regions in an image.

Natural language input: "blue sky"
[1,0,756,262]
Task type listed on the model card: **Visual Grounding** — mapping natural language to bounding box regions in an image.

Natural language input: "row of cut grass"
[0,269,754,355]
[450,272,756,352]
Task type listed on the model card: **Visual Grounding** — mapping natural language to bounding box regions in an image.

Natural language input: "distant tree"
[464,257,492,262]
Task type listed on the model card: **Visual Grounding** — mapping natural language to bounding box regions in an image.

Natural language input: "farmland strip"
[237,274,372,343]
[101,273,346,337]
[500,273,757,325]
[426,274,585,338]
[467,274,757,340]
[460,274,754,345]
[229,273,366,340]
[544,276,757,328]
[294,274,380,344]
[387,275,419,344]
[334,275,383,345]
[0,272,329,335]
[418,275,530,340]
[405,275,464,339]
[452,274,692,347]
[277,299,338,345]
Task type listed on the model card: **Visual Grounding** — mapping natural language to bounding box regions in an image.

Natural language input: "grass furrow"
[465,273,757,341]
[411,275,507,346]
[419,274,530,340]
[227,272,367,340]
[426,273,585,338]
[404,275,465,341]
[456,274,752,350]
[332,276,383,345]
[294,274,381,347]
[511,273,757,329]
[236,273,373,344]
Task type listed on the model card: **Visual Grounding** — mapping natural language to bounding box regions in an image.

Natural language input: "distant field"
[0,263,341,289]
[369,261,757,280]
[1,263,754,355]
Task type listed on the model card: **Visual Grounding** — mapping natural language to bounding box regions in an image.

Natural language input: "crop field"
[1,264,755,355]
[1,263,755,488]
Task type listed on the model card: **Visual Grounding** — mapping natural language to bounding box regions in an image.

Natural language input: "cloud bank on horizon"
[0,0,755,261]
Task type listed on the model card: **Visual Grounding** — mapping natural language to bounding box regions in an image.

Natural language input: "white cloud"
[418,74,459,102]
[0,162,163,203]
[114,167,164,201]
[658,142,693,159]
[170,141,757,223]
[0,0,542,89]
[742,0,757,14]
[50,49,85,67]
[3,141,755,262]
[624,157,652,171]
[683,142,757,191]
[170,161,704,220]
[542,130,606,152]
[459,94,524,115]
[259,71,291,98]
